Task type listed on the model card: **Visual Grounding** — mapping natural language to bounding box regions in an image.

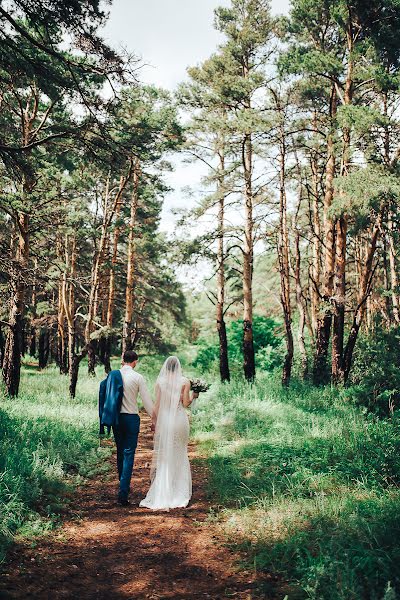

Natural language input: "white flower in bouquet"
[189,378,211,394]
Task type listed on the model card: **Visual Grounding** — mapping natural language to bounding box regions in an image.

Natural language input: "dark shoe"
[117,495,130,506]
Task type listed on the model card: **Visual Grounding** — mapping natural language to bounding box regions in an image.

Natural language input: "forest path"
[1,415,268,600]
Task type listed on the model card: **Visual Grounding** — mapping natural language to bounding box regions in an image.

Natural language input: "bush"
[193,315,283,373]
[349,325,400,416]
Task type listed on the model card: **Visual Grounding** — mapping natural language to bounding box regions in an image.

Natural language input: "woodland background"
[2,1,400,599]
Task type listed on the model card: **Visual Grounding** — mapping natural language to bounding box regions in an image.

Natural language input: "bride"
[140,356,198,510]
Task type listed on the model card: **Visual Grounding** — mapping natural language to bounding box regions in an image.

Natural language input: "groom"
[99,350,154,506]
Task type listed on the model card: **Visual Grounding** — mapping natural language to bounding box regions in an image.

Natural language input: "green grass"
[192,372,400,600]
[5,352,396,599]
[0,352,193,564]
[0,361,113,563]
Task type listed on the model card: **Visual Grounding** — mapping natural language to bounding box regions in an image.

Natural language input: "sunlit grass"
[0,361,108,563]
[0,353,179,564]
[5,352,398,599]
[192,372,400,600]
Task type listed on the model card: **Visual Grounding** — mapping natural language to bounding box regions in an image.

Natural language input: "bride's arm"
[152,383,161,429]
[182,380,199,408]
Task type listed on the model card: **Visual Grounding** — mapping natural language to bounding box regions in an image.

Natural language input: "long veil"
[148,356,183,507]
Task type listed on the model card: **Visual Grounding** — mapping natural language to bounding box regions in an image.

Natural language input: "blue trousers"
[112,413,140,499]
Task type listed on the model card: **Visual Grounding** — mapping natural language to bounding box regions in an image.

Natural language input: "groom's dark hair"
[123,350,138,363]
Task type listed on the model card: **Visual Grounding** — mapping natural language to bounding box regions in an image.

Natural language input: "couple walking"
[99,351,198,509]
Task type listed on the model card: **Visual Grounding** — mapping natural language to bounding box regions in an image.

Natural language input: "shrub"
[348,325,400,416]
[193,315,283,373]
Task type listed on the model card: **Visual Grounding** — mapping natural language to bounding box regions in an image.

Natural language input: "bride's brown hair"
[165,356,179,372]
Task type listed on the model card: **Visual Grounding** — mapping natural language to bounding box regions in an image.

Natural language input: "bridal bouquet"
[190,378,211,394]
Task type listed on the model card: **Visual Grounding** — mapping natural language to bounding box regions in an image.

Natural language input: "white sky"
[102,0,291,234]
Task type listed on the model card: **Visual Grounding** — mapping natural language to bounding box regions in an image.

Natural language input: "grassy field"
[0,362,108,563]
[2,356,400,599]
[0,355,172,564]
[192,374,400,600]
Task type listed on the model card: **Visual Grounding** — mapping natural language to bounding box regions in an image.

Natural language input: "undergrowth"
[192,373,400,600]
[0,353,188,564]
[0,362,111,563]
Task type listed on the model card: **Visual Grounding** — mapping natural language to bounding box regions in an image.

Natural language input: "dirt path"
[0,415,270,599]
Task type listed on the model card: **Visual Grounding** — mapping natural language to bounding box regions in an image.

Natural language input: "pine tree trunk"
[38,328,50,370]
[310,112,321,335]
[29,328,36,357]
[2,102,39,395]
[331,17,355,383]
[242,132,255,382]
[294,229,308,378]
[216,144,230,382]
[313,86,337,385]
[343,224,380,380]
[331,216,347,383]
[57,282,68,374]
[217,318,230,382]
[2,213,29,396]
[29,257,37,358]
[2,311,23,396]
[21,319,28,357]
[388,212,400,323]
[104,177,123,372]
[85,178,110,373]
[98,337,111,373]
[61,234,82,398]
[42,329,49,368]
[103,339,112,374]
[67,319,77,396]
[277,126,293,386]
[60,324,68,374]
[382,233,392,325]
[49,331,58,365]
[122,163,140,355]
[87,341,96,375]
[0,326,4,368]
[86,171,131,373]
[69,353,83,399]
[380,90,400,323]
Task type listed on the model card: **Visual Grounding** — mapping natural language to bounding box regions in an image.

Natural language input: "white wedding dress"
[140,357,192,510]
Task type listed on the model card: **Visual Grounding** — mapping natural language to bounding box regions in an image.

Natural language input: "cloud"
[102,0,291,235]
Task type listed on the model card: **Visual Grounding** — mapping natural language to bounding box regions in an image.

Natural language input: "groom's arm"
[138,376,154,417]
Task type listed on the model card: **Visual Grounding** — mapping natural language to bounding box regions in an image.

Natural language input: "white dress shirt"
[119,365,154,416]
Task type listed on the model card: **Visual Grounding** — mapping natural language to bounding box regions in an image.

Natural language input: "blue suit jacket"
[99,369,123,434]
